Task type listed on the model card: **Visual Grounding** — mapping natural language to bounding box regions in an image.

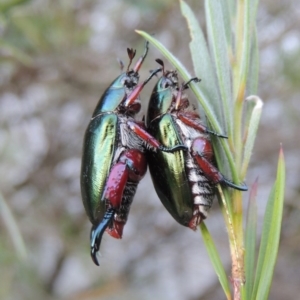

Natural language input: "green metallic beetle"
[146,59,247,230]
[80,45,185,266]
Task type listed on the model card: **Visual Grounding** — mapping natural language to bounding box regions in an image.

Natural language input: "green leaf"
[205,0,233,136]
[251,147,285,300]
[241,96,263,179]
[234,0,260,99]
[200,222,232,300]
[0,192,27,262]
[220,0,232,47]
[180,0,221,121]
[243,179,258,300]
[246,28,259,95]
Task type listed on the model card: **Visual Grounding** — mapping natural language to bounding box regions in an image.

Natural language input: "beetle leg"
[191,137,247,191]
[177,112,228,138]
[90,163,129,266]
[104,150,147,238]
[90,208,115,266]
[124,68,162,108]
[133,41,149,73]
[175,78,201,110]
[127,120,187,152]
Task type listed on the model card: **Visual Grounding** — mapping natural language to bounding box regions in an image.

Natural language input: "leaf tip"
[246,95,264,110]
[278,144,285,163]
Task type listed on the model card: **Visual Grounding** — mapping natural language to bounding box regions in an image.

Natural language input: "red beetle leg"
[191,138,248,191]
[133,41,149,73]
[105,150,147,239]
[104,163,129,208]
[175,78,200,110]
[191,137,224,184]
[174,87,184,110]
[124,68,162,109]
[178,112,227,138]
[127,120,187,152]
[103,163,129,239]
[119,149,147,181]
[178,112,208,133]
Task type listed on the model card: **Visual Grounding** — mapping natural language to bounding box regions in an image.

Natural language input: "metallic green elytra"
[81,113,117,224]
[146,59,247,230]
[147,85,194,227]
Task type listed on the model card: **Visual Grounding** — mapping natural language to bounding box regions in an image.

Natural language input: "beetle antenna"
[183,77,201,90]
[149,69,160,77]
[142,68,162,86]
[155,58,165,76]
[133,41,149,73]
[126,48,137,73]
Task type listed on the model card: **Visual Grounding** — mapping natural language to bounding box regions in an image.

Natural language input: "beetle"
[80,44,186,266]
[146,59,247,230]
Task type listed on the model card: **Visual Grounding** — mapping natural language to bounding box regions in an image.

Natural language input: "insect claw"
[222,179,248,191]
[206,129,228,138]
[90,208,115,266]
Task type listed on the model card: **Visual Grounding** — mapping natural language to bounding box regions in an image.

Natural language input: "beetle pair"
[80,42,247,266]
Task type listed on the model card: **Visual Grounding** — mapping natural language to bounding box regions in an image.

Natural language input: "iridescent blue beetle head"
[147,59,179,125]
[92,42,149,117]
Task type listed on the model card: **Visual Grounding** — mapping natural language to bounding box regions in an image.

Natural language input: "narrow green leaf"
[251,147,285,300]
[180,0,221,121]
[220,0,232,47]
[0,192,27,261]
[200,222,232,300]
[247,28,259,95]
[243,179,258,300]
[136,30,239,182]
[241,96,263,179]
[235,0,260,99]
[205,0,233,137]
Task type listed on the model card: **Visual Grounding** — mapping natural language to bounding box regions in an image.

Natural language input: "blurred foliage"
[0,0,299,300]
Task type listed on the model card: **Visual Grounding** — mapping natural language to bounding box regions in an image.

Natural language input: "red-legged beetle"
[80,44,185,266]
[146,59,247,230]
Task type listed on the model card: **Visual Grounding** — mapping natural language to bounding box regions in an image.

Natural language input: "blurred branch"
[0,192,27,262]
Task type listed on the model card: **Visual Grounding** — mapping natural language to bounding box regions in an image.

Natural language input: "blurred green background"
[0,0,299,299]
